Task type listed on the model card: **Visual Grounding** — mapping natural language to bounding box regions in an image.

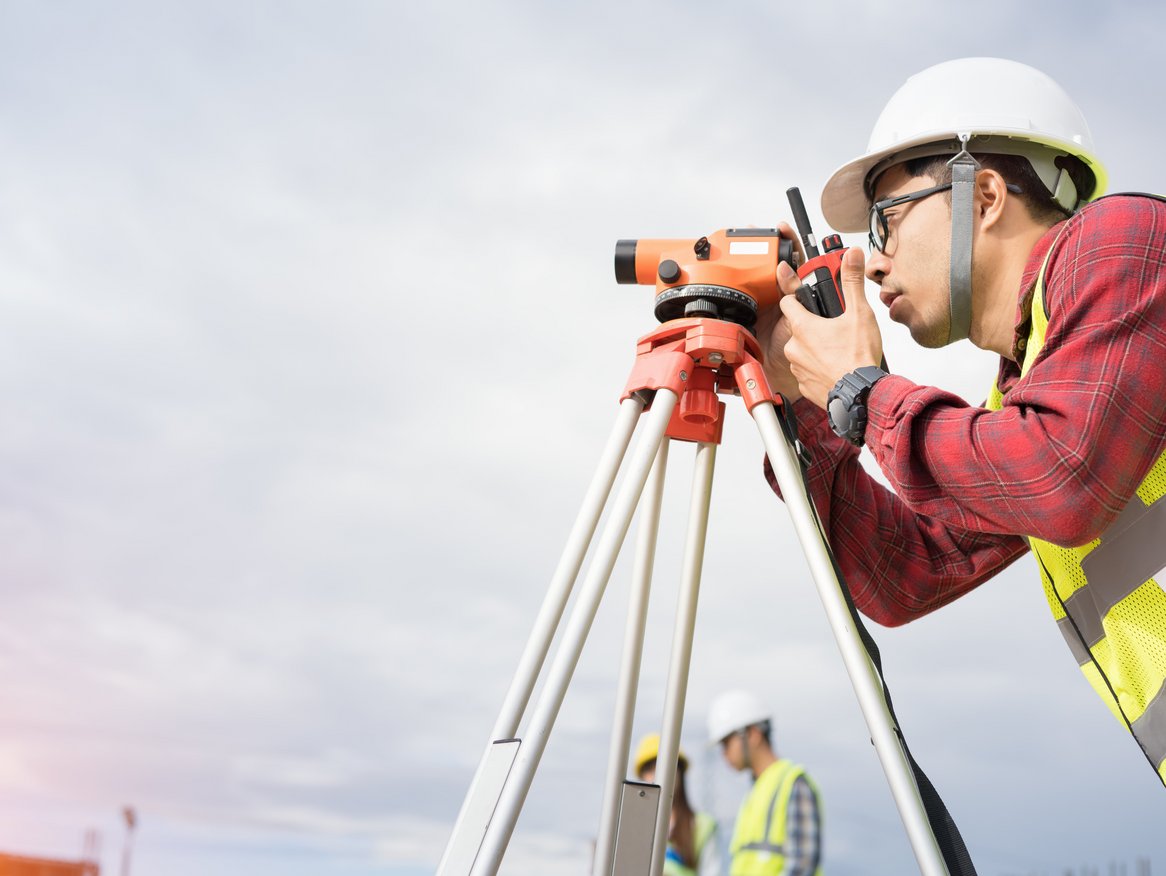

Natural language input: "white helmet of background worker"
[707,689,771,745]
[819,57,1107,345]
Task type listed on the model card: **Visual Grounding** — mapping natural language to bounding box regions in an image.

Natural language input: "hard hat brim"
[820,130,1108,233]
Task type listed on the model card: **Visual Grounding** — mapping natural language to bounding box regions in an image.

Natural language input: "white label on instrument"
[729,242,769,255]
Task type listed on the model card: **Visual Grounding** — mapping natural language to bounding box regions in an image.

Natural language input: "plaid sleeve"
[767,195,1166,626]
[866,196,1166,548]
[764,398,1028,625]
[780,776,821,876]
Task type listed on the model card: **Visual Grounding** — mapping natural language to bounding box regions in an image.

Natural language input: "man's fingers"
[776,260,802,296]
[778,291,808,326]
[841,246,871,313]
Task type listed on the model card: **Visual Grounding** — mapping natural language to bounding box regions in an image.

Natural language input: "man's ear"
[976,169,1010,230]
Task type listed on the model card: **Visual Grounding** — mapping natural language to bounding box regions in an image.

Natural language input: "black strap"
[775,395,812,471]
[785,412,978,875]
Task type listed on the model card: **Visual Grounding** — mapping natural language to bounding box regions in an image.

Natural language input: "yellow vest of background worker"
[663,812,718,876]
[987,218,1166,781]
[728,759,822,876]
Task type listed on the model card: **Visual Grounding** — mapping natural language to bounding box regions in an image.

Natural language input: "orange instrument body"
[614,228,797,328]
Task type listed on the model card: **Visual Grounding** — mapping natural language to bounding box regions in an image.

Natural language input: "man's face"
[719,731,745,771]
[865,164,955,349]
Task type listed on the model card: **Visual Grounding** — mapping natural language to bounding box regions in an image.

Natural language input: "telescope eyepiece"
[614,239,638,284]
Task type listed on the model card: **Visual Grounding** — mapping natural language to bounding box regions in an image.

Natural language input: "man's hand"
[776,246,884,409]
[754,222,804,401]
[755,298,803,401]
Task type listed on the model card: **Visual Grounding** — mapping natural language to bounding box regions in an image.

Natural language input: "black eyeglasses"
[867,181,1024,253]
[867,183,952,253]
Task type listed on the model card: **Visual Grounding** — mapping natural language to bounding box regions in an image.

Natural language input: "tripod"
[437,316,961,876]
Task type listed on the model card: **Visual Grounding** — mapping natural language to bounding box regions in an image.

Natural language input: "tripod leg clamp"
[621,350,695,402]
[776,394,812,471]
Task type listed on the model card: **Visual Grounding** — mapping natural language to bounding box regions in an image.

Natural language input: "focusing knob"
[684,299,719,318]
[658,259,682,284]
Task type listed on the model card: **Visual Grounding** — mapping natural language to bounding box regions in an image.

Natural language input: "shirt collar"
[1009,220,1067,362]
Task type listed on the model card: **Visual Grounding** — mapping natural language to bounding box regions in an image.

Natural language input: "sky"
[1,1,1165,875]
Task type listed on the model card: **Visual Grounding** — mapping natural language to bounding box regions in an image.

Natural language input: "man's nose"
[866,250,890,284]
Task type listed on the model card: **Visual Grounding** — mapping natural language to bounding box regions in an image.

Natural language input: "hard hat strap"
[946,136,978,344]
[1048,161,1079,213]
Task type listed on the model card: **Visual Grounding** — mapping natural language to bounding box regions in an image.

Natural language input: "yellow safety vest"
[663,812,718,876]
[728,760,821,876]
[987,236,1166,783]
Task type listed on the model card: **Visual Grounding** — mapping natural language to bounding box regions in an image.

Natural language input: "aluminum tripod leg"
[751,400,949,876]
[436,398,646,876]
[648,440,716,876]
[467,390,680,876]
[592,442,669,876]
[591,439,717,876]
[493,398,646,740]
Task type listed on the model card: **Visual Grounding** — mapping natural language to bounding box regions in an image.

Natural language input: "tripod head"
[614,228,799,329]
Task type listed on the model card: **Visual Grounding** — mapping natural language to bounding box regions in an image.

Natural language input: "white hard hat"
[707,690,770,745]
[821,57,1107,232]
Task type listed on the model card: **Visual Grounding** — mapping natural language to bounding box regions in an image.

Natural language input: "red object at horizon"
[0,851,99,876]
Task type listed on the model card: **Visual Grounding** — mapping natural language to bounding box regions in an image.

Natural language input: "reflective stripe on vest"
[987,221,1166,783]
[728,760,821,876]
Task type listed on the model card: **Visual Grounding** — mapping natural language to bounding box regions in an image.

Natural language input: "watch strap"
[827,366,888,446]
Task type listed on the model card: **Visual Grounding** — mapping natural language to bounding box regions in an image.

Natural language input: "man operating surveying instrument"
[760,57,1166,783]
[438,87,985,875]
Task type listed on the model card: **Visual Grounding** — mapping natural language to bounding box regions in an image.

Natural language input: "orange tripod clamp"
[620,317,780,445]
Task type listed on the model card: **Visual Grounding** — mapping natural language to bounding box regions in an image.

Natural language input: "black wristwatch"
[827,366,889,446]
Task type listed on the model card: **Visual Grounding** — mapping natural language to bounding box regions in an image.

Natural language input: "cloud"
[0,3,1164,875]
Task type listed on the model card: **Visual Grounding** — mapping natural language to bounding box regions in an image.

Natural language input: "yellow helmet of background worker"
[633,733,688,777]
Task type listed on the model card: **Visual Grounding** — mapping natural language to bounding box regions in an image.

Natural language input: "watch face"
[828,369,883,446]
[828,395,852,438]
[828,396,849,427]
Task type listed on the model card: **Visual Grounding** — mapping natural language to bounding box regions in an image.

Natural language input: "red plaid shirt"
[767,194,1166,625]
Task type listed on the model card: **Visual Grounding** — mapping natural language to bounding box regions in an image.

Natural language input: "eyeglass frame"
[867,183,952,253]
[867,181,1023,253]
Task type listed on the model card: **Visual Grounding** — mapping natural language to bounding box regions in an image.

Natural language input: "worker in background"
[633,733,721,876]
[756,56,1166,784]
[707,691,821,876]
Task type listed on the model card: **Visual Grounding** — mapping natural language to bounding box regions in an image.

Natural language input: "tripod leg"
[494,397,646,740]
[649,441,717,876]
[750,401,949,876]
[593,440,670,876]
[437,397,644,876]
[470,390,681,876]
